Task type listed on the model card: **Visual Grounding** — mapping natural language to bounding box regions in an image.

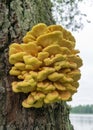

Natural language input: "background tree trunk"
[0,0,73,129]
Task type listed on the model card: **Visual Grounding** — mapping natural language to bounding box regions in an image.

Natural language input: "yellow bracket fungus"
[9,23,83,108]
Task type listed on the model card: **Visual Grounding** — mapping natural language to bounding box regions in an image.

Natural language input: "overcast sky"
[68,1,93,106]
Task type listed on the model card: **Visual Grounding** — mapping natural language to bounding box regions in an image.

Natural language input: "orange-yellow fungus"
[9,23,82,108]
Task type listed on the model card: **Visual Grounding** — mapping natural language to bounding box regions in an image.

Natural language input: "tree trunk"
[0,0,73,130]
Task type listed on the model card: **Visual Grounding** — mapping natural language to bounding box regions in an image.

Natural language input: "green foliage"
[51,0,87,31]
[71,105,93,114]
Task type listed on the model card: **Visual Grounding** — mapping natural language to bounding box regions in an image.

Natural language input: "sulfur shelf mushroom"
[9,23,83,108]
[44,91,59,104]
[44,54,66,66]
[47,25,63,32]
[22,92,45,108]
[54,82,66,91]
[37,31,64,47]
[23,55,42,70]
[54,61,77,71]
[37,81,55,93]
[14,62,25,70]
[21,42,38,56]
[38,52,49,61]
[37,67,55,81]
[30,23,48,38]
[59,91,71,101]
[12,79,37,93]
[9,43,23,56]
[9,67,21,76]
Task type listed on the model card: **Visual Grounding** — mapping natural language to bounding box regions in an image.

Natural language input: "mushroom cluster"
[9,23,82,108]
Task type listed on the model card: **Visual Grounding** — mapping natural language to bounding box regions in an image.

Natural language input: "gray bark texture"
[0,0,74,130]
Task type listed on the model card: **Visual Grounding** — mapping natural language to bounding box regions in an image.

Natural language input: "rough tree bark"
[0,0,73,130]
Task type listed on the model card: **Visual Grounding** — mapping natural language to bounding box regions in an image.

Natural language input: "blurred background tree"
[51,0,90,31]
